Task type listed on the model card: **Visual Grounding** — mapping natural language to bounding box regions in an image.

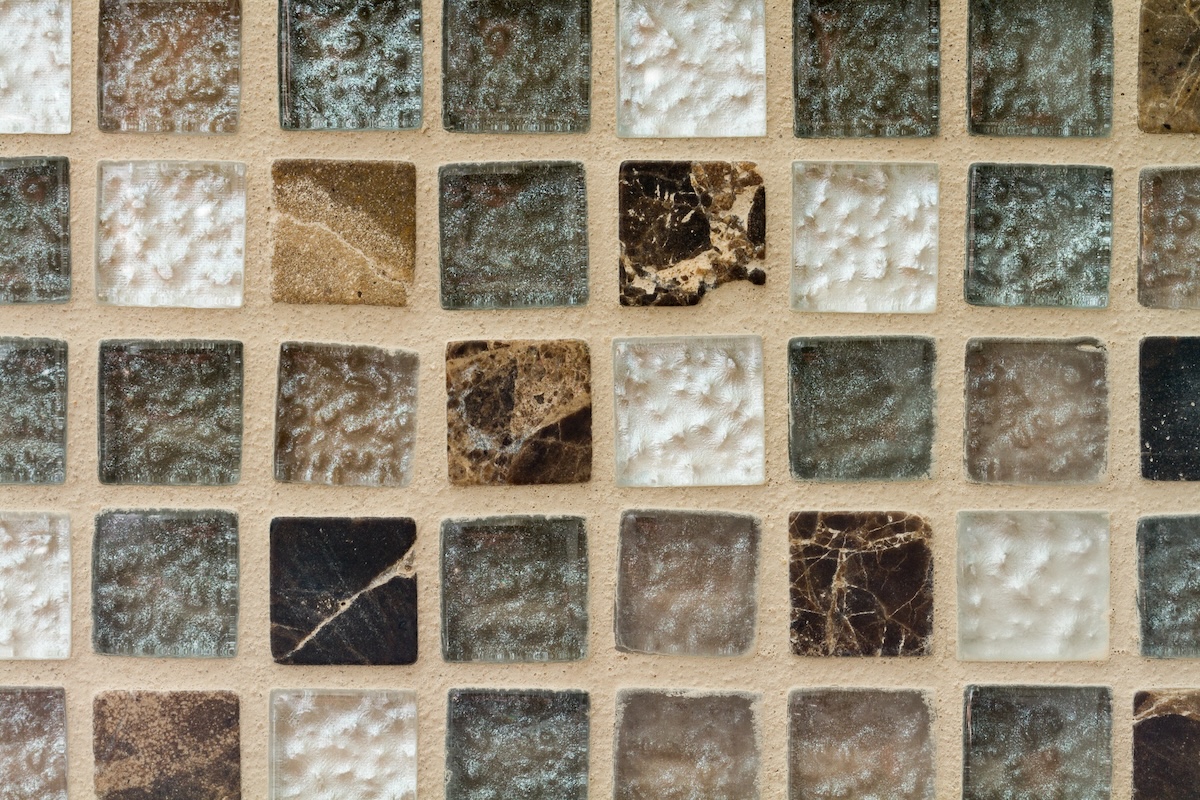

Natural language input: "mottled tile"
[791,162,938,313]
[1139,0,1200,133]
[1141,337,1200,480]
[279,0,422,131]
[0,157,70,304]
[0,0,71,134]
[1140,167,1200,308]
[445,339,592,486]
[270,517,417,665]
[440,162,588,309]
[0,513,70,660]
[788,337,935,480]
[619,161,765,306]
[98,0,241,133]
[275,342,418,487]
[0,338,66,485]
[98,340,243,485]
[0,687,67,800]
[92,509,238,658]
[1139,516,1200,657]
[1134,690,1200,799]
[271,159,416,306]
[613,336,764,487]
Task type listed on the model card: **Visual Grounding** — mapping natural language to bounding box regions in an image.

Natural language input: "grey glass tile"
[0,512,70,660]
[1141,337,1200,481]
[0,337,66,485]
[0,687,67,800]
[1139,0,1200,133]
[1140,167,1200,308]
[0,157,70,304]
[1139,516,1200,657]
[0,0,71,134]
[1134,690,1200,799]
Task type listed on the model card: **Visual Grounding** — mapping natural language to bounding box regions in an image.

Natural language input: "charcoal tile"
[1140,167,1200,308]
[1139,516,1200,657]
[0,337,66,485]
[1134,690,1200,799]
[0,687,67,800]
[0,512,70,660]
[0,0,71,134]
[1139,0,1200,133]
[0,157,70,304]
[1141,337,1200,480]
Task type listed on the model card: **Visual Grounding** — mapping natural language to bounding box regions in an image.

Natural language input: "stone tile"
[1139,0,1200,133]
[1139,516,1200,657]
[271,689,417,800]
[613,336,764,487]
[92,509,238,658]
[98,340,243,485]
[788,689,934,800]
[1140,167,1200,308]
[446,689,589,800]
[0,0,71,134]
[0,513,70,660]
[0,687,67,800]
[1134,690,1200,799]
[0,338,66,485]
[96,161,245,308]
[968,0,1112,136]
[0,157,70,304]
[1141,337,1200,480]
[271,159,416,306]
[619,161,766,306]
[790,511,933,657]
[616,509,760,657]
[270,517,417,665]
[440,162,588,309]
[792,162,938,313]
[98,0,241,133]
[958,511,1109,661]
[963,685,1112,799]
[614,690,760,800]
[275,342,418,487]
[442,0,590,132]
[441,516,587,662]
[93,690,240,800]
[279,0,422,131]
[964,338,1108,484]
[788,337,935,480]
[445,340,592,485]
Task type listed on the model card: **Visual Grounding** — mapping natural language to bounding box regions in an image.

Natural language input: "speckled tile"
[1139,0,1200,133]
[1141,337,1200,481]
[0,0,71,134]
[1140,167,1200,308]
[0,687,67,800]
[0,157,70,304]
[0,512,70,660]
[0,337,66,485]
[1134,690,1200,799]
[1139,516,1200,657]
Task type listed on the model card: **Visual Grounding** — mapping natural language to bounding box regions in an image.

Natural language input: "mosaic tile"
[791,162,938,313]
[615,509,760,657]
[272,159,416,306]
[271,689,417,800]
[92,509,238,658]
[0,687,67,800]
[1134,690,1200,799]
[1140,167,1200,308]
[446,689,589,800]
[788,689,934,800]
[0,157,70,304]
[441,516,588,662]
[1139,516,1200,657]
[1141,337,1200,481]
[1139,0,1200,133]
[958,510,1109,661]
[0,0,71,134]
[964,338,1108,484]
[617,0,766,137]
[279,0,422,131]
[445,339,592,486]
[0,337,66,485]
[440,162,588,309]
[0,512,70,660]
[275,342,418,487]
[98,0,241,133]
[619,161,766,306]
[788,337,935,481]
[613,336,764,487]
[963,685,1112,799]
[98,340,243,485]
[968,0,1112,136]
[442,0,590,132]
[270,517,417,665]
[96,160,245,308]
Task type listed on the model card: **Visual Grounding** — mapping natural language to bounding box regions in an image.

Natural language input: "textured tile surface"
[788,337,935,480]
[275,342,418,487]
[792,162,938,313]
[613,336,764,487]
[1139,516,1200,657]
[0,337,66,484]
[0,0,71,134]
[440,162,588,309]
[92,509,238,658]
[0,687,67,800]
[96,161,245,308]
[0,157,70,304]
[99,340,243,485]
[958,511,1109,661]
[616,510,760,657]
[272,159,416,306]
[619,161,766,306]
[1140,167,1200,308]
[0,513,70,660]
[442,516,587,662]
[270,517,417,665]
[1139,0,1200,132]
[445,340,592,485]
[1141,337,1200,480]
[1134,690,1200,799]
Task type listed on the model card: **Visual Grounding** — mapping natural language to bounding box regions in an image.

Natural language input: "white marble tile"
[0,512,70,659]
[0,0,71,134]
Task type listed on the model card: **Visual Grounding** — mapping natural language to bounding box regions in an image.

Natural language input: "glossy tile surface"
[1141,337,1200,480]
[0,337,66,484]
[1133,690,1200,799]
[0,157,70,304]
[1139,0,1200,132]
[0,687,67,800]
[0,0,71,134]
[1139,515,1200,657]
[0,512,70,659]
[1140,167,1200,308]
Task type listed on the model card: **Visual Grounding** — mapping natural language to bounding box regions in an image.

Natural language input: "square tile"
[0,0,71,134]
[0,687,67,800]
[98,340,243,485]
[1139,516,1200,657]
[791,162,938,313]
[274,342,419,487]
[1134,690,1200,799]
[790,511,933,657]
[1139,0,1200,133]
[271,159,416,306]
[966,163,1112,307]
[0,513,70,660]
[279,0,422,131]
[96,161,246,308]
[98,0,241,133]
[619,161,766,306]
[1141,337,1200,480]
[92,509,238,658]
[445,339,592,485]
[440,162,588,309]
[613,336,764,487]
[270,517,417,665]
[1140,167,1200,308]
[958,511,1109,661]
[0,337,66,485]
[964,337,1108,484]
[0,157,70,304]
[616,509,760,656]
[788,337,935,480]
[441,516,588,662]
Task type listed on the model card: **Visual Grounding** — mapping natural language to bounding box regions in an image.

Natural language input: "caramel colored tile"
[1139,0,1200,133]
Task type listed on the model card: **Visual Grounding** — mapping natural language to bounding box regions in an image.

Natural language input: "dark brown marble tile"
[1134,690,1200,798]
[1140,167,1200,308]
[1139,0,1200,133]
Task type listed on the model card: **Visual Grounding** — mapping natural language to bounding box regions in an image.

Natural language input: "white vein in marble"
[0,512,69,659]
[0,0,71,134]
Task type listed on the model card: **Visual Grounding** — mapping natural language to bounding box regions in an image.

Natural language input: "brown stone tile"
[1139,0,1200,133]
[1134,690,1200,798]
[0,687,67,799]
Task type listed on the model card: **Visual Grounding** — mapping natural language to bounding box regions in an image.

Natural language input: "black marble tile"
[1139,515,1200,657]
[1141,337,1200,480]
[1134,690,1200,799]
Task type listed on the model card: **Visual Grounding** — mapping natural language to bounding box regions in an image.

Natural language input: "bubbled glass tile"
[0,157,70,304]
[0,512,70,660]
[1141,337,1200,481]
[0,687,67,800]
[0,337,66,485]
[1139,0,1200,133]
[1134,690,1200,799]
[0,0,71,134]
[1140,167,1200,308]
[1139,515,1200,657]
